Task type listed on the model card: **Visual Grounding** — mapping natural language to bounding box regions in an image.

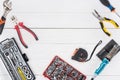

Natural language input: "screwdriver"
[99,0,120,18]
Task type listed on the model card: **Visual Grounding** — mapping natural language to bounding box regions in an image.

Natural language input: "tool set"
[0,0,120,80]
[43,56,86,80]
[0,38,35,80]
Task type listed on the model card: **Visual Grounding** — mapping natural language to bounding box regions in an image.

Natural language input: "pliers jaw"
[11,16,18,24]
[92,10,104,21]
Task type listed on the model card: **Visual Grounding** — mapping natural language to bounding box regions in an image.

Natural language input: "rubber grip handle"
[99,0,115,11]
[19,22,39,41]
[15,25,28,48]
[95,58,109,75]
[99,21,111,36]
[0,16,6,34]
[104,17,119,28]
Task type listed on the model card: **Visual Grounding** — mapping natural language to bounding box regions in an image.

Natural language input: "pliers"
[92,10,119,36]
[11,16,39,48]
[0,0,12,34]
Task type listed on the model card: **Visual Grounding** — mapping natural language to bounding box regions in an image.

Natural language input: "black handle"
[99,0,115,11]
[100,22,111,36]
[100,0,110,7]
[0,16,6,34]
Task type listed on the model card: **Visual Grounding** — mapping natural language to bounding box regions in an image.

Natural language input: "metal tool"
[0,0,12,34]
[11,16,39,48]
[92,10,119,36]
[91,40,120,80]
[99,0,120,19]
[3,0,12,18]
[0,38,36,80]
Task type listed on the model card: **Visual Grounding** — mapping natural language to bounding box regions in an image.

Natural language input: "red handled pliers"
[11,16,38,48]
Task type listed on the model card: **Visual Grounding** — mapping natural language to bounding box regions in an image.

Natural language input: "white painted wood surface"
[0,0,120,80]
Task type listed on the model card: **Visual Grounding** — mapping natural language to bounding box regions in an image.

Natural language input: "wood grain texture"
[0,0,120,80]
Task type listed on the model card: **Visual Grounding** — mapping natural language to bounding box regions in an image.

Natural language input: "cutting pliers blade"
[92,10,103,21]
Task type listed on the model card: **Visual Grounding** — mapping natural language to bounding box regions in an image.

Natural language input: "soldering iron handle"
[99,0,115,11]
[95,58,109,75]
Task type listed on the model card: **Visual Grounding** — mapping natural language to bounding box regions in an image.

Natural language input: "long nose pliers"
[11,16,39,48]
[0,0,12,34]
[92,10,119,36]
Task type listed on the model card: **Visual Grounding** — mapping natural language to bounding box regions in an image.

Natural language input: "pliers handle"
[15,22,38,48]
[99,17,119,36]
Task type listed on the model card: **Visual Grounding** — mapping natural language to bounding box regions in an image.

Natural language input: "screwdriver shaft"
[115,12,120,19]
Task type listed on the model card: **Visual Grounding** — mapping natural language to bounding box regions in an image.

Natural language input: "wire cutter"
[92,10,119,36]
[0,0,12,34]
[11,16,39,48]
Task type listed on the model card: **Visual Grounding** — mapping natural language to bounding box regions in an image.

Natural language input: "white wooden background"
[0,0,120,80]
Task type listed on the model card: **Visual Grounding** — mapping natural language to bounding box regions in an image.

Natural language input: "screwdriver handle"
[95,58,109,75]
[100,0,115,11]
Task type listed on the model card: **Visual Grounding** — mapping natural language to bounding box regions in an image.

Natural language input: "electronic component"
[43,56,86,80]
[0,38,35,80]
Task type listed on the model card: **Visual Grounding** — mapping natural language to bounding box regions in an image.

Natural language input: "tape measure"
[72,48,88,62]
[72,40,102,62]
